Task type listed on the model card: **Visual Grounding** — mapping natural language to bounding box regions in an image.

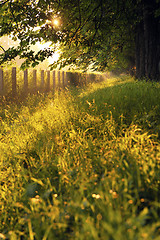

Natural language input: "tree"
[0,0,160,80]
[135,0,160,80]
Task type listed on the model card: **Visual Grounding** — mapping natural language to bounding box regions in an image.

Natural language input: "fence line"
[12,67,17,97]
[24,69,28,93]
[0,67,103,97]
[0,68,4,96]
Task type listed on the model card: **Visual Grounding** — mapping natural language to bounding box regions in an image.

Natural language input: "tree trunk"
[135,0,160,80]
[143,1,160,80]
[135,22,145,79]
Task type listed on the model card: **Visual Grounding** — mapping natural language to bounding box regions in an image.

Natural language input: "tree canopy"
[0,0,160,79]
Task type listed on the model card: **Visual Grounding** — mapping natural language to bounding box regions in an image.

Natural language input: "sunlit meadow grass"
[0,75,160,239]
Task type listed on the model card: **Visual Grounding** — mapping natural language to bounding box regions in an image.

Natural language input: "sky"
[0,35,60,69]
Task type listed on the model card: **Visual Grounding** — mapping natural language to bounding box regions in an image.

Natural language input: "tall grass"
[0,75,160,239]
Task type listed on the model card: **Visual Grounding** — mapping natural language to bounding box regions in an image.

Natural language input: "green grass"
[0,75,160,240]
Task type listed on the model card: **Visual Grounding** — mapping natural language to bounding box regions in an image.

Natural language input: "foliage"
[0,0,139,71]
[0,75,160,239]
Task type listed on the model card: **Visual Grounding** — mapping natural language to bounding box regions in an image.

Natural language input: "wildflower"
[97,213,102,221]
[0,233,6,239]
[30,195,41,204]
[109,190,118,198]
[141,233,148,239]
[92,193,101,199]
[112,192,118,198]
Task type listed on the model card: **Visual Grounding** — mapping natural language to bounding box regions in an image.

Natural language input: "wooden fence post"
[74,72,79,86]
[66,72,79,86]
[66,72,70,85]
[62,71,65,88]
[88,73,96,83]
[33,69,37,91]
[12,67,17,97]
[24,69,28,93]
[41,70,44,89]
[0,68,4,96]
[58,71,61,87]
[46,70,50,91]
[53,70,56,89]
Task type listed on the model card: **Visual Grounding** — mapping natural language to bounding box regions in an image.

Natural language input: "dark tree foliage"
[0,0,160,79]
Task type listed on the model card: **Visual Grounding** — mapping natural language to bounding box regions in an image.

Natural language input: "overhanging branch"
[0,0,10,6]
[0,46,5,52]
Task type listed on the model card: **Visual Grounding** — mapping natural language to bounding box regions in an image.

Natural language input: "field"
[0,75,160,239]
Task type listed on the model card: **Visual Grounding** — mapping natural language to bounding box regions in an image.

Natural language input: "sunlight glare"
[36,41,60,64]
[48,51,60,64]
[53,19,59,26]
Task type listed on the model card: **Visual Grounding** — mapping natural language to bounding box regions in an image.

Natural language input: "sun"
[52,19,59,26]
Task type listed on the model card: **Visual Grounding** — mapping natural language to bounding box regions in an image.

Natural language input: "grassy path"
[0,76,160,239]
